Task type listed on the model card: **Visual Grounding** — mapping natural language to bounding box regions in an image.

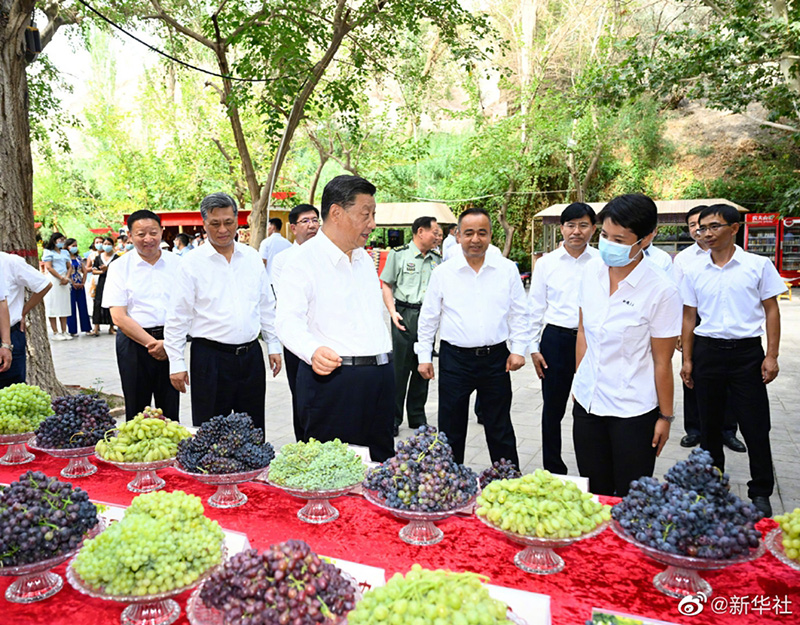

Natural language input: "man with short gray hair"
[165,192,282,433]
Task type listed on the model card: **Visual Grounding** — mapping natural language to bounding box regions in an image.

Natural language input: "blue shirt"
[42,249,71,275]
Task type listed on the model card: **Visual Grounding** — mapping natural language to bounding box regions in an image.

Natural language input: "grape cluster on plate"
[479,459,522,488]
[201,540,356,625]
[176,413,274,474]
[773,508,800,561]
[612,448,762,558]
[0,471,98,566]
[73,490,224,596]
[36,394,116,449]
[268,438,365,490]
[95,414,190,462]
[364,425,478,512]
[348,564,509,625]
[0,383,52,434]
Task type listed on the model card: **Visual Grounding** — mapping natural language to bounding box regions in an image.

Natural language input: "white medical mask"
[598,237,642,267]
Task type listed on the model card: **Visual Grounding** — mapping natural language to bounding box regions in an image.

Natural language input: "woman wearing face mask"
[572,194,682,496]
[42,231,73,341]
[64,239,92,336]
[89,236,118,336]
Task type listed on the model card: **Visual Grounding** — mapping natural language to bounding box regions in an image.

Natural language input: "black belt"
[144,326,165,340]
[695,335,761,350]
[547,324,578,336]
[339,353,392,366]
[442,340,506,357]
[395,300,422,310]
[10,322,21,333]
[192,336,259,356]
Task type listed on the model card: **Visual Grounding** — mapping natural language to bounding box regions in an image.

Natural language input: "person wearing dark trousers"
[276,176,395,462]
[105,211,181,421]
[680,204,786,518]
[65,239,92,336]
[573,194,681,497]
[673,206,744,452]
[165,193,282,433]
[416,208,529,466]
[271,203,321,440]
[528,202,598,474]
[380,216,441,436]
[0,252,50,387]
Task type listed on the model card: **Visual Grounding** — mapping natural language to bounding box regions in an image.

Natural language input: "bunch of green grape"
[348,564,509,625]
[0,383,52,434]
[268,438,365,490]
[73,490,224,596]
[775,508,800,561]
[95,414,190,462]
[476,469,611,538]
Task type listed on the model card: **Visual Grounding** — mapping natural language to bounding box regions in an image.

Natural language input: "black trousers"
[296,360,394,462]
[573,402,659,497]
[437,340,519,466]
[0,324,26,389]
[116,331,179,421]
[190,339,266,432]
[693,336,774,498]
[392,305,429,428]
[284,347,302,440]
[539,325,576,474]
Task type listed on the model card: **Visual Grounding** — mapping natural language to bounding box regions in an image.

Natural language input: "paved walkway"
[49,292,800,514]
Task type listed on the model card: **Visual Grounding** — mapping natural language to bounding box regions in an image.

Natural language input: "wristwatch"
[1,343,13,351]
[658,412,675,423]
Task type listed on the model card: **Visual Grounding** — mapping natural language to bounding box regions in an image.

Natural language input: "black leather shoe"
[680,434,700,448]
[393,424,399,437]
[723,434,747,453]
[751,496,772,518]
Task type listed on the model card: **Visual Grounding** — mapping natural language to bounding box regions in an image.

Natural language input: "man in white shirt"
[276,176,394,461]
[0,252,51,387]
[173,233,190,257]
[643,239,675,281]
[680,204,786,517]
[104,210,181,420]
[528,203,598,474]
[673,206,743,452]
[270,203,320,440]
[260,217,293,278]
[165,193,282,432]
[416,208,529,466]
[441,224,457,257]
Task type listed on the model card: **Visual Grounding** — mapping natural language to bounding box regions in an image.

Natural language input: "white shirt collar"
[317,229,365,268]
[555,245,594,261]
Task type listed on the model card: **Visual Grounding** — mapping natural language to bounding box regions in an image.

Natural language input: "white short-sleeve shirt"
[0,252,50,325]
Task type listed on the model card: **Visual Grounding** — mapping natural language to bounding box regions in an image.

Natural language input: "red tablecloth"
[1,452,798,625]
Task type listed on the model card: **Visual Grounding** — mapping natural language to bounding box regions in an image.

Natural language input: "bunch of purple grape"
[200,540,356,625]
[36,394,116,449]
[0,471,98,565]
[363,425,478,512]
[612,449,762,558]
[176,413,274,474]
[478,458,522,488]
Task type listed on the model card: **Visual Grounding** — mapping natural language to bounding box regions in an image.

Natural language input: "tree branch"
[39,0,80,50]
[147,0,216,50]
[741,113,800,133]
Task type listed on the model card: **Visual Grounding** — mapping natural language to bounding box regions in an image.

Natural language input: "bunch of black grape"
[36,394,116,449]
[201,540,356,625]
[479,458,522,488]
[364,425,478,512]
[176,413,274,474]
[612,449,762,558]
[0,471,98,566]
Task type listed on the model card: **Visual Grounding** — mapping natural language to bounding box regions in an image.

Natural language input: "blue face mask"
[103,244,114,253]
[56,241,65,249]
[598,237,643,267]
[125,243,134,250]
[69,246,78,254]
[95,242,103,250]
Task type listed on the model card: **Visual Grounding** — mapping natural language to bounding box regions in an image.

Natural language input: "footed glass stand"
[29,438,97,478]
[266,477,360,524]
[478,514,608,574]
[611,520,765,598]
[0,431,35,465]
[96,455,174,492]
[173,465,266,509]
[765,528,800,572]
[364,489,477,546]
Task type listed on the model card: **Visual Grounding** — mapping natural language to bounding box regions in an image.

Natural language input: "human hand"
[170,371,189,393]
[20,318,26,333]
[531,352,547,379]
[418,363,435,380]
[506,353,525,372]
[390,311,406,331]
[60,276,69,286]
[269,353,282,377]
[680,361,693,389]
[762,356,779,384]
[675,336,683,352]
[146,339,167,361]
[311,346,341,375]
[0,348,12,373]
[652,419,670,456]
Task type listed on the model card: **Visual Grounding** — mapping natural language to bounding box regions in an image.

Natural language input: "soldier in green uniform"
[381,216,441,436]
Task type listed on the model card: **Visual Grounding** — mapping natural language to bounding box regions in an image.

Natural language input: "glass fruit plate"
[28,438,98,478]
[765,528,800,572]
[477,512,608,574]
[265,469,361,524]
[363,488,477,546]
[611,519,765,598]
[66,546,226,625]
[0,518,105,603]
[172,465,267,509]
[0,431,36,465]
[94,454,175,493]
[186,571,361,625]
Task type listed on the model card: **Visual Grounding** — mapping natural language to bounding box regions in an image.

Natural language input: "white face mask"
[598,237,642,267]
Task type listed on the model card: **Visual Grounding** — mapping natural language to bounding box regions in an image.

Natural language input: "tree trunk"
[498,181,516,257]
[308,153,329,205]
[0,0,67,396]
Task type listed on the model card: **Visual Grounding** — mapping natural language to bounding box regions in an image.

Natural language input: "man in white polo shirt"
[680,204,786,517]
